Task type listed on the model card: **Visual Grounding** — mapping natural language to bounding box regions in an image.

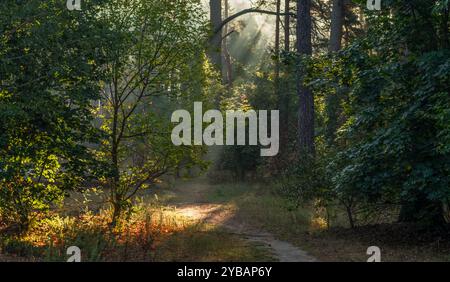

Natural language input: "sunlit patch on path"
[174,204,235,226]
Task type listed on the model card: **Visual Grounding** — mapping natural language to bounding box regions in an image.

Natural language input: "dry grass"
[0,189,273,262]
[205,182,450,262]
[4,179,447,262]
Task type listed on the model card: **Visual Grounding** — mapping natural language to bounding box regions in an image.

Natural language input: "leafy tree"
[0,0,113,230]
[310,0,450,227]
[97,0,212,226]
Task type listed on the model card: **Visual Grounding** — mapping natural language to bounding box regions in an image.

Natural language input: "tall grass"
[0,192,274,262]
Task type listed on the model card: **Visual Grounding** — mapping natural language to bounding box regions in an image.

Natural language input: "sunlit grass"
[206,182,313,234]
[0,190,273,262]
[203,180,450,262]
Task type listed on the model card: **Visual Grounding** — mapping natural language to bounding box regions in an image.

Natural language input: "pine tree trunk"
[296,0,315,156]
[222,0,232,88]
[329,0,344,52]
[209,0,222,70]
[284,0,290,52]
[275,0,281,110]
[278,0,290,165]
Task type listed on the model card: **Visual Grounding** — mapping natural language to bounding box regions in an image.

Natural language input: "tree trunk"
[110,99,121,227]
[222,0,232,88]
[324,0,345,146]
[278,0,290,165]
[329,0,344,52]
[296,0,315,156]
[284,0,290,52]
[275,0,281,102]
[346,205,355,229]
[273,0,286,169]
[209,0,222,70]
[111,200,122,228]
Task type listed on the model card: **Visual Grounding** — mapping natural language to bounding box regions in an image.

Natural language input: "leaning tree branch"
[222,30,236,41]
[214,8,297,35]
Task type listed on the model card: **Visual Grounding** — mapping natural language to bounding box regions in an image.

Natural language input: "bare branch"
[214,8,296,35]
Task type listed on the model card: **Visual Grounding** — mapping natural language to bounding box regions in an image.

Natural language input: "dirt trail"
[168,180,317,262]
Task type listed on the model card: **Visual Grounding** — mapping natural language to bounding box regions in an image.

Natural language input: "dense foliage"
[0,0,215,230]
[217,0,450,229]
[299,0,450,227]
[0,0,113,229]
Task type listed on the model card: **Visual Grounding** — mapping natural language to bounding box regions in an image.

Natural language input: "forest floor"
[2,178,450,262]
[162,179,317,262]
[152,178,450,262]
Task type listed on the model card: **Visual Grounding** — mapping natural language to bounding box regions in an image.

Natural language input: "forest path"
[166,179,317,262]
